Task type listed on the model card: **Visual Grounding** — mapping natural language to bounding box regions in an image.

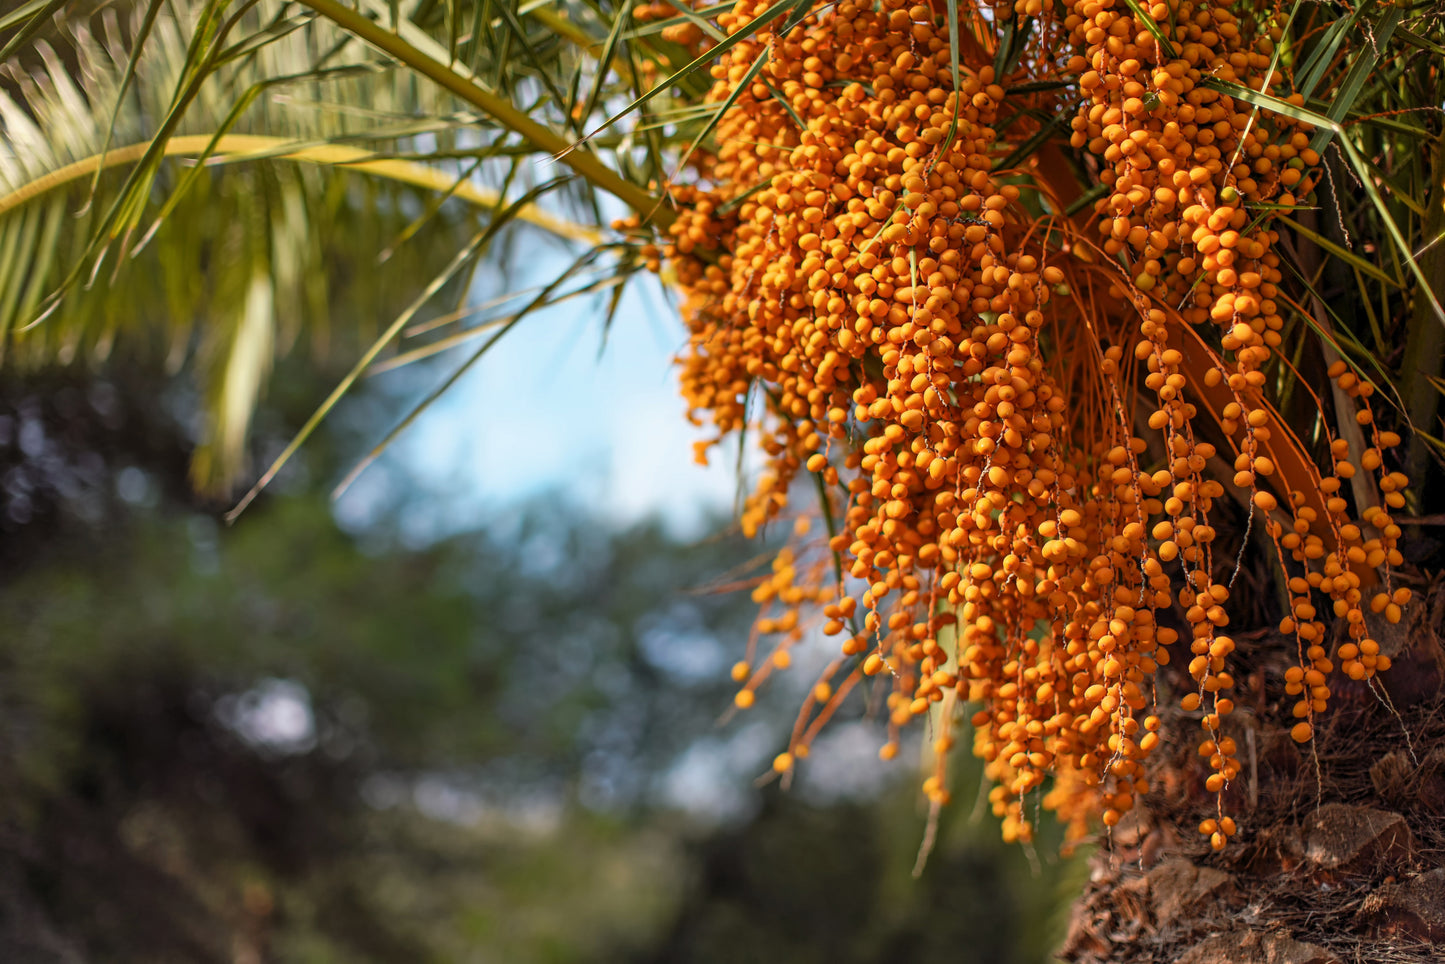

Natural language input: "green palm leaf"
[0,0,658,491]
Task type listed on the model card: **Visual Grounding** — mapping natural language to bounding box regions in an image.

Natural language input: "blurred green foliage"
[0,363,1082,963]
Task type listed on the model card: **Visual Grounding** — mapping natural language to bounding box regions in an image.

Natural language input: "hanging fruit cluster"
[649,0,1411,849]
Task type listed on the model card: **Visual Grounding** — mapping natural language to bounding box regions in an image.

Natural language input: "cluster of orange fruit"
[631,1,712,47]
[650,0,1410,849]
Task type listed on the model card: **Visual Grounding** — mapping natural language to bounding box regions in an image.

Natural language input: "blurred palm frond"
[0,0,667,491]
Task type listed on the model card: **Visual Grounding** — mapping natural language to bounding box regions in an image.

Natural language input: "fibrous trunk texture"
[1060,575,1445,964]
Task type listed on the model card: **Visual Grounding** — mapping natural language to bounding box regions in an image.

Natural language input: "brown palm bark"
[1059,573,1445,964]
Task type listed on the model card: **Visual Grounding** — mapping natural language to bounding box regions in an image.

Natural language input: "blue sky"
[333,234,745,543]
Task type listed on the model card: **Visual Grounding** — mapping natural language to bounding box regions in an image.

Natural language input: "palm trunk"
[1059,577,1445,964]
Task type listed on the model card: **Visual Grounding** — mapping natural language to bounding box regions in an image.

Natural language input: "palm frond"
[0,0,813,498]
[0,1,653,491]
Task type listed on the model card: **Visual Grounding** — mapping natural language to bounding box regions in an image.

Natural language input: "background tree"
[0,358,1080,963]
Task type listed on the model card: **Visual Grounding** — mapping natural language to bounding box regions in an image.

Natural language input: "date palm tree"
[3,1,1443,960]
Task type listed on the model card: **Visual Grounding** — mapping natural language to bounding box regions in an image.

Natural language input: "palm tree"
[3,1,1443,960]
